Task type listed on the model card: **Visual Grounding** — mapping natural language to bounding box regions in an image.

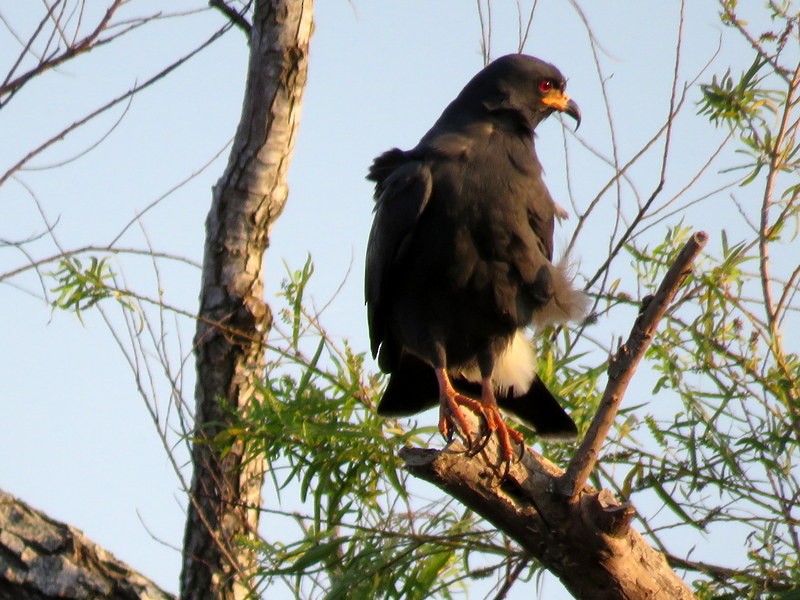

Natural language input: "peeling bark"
[180,1,314,598]
[0,488,174,600]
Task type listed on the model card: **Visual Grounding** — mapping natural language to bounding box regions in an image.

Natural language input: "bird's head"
[452,54,581,133]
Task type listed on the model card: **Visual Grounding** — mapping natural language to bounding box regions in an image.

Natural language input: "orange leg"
[435,368,524,477]
[478,378,525,476]
[435,368,486,448]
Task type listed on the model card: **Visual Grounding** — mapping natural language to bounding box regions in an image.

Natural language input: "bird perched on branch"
[365,54,587,468]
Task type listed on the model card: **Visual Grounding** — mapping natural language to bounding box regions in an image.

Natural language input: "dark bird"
[365,54,587,464]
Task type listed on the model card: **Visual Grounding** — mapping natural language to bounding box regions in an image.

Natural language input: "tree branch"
[1,0,125,103]
[0,22,232,188]
[209,0,252,35]
[0,488,174,599]
[560,230,708,499]
[180,0,314,597]
[401,432,695,600]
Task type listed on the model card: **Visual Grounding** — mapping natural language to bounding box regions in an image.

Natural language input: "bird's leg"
[435,367,486,448]
[478,378,525,475]
[474,348,525,476]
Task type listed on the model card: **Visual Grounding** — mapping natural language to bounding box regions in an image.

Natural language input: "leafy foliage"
[50,255,133,320]
[592,4,800,596]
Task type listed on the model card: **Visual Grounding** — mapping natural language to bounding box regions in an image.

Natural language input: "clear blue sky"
[0,1,772,597]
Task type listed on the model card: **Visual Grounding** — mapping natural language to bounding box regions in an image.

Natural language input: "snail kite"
[365,54,587,465]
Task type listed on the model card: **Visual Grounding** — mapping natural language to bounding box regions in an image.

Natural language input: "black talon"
[515,441,525,462]
[470,429,493,456]
[501,460,511,481]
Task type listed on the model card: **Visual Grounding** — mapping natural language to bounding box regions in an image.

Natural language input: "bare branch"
[560,230,708,500]
[22,92,134,172]
[515,0,538,53]
[0,21,232,187]
[108,138,233,247]
[0,0,125,103]
[210,0,252,35]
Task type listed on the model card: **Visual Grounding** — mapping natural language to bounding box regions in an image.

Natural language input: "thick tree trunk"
[180,1,313,598]
[0,488,174,600]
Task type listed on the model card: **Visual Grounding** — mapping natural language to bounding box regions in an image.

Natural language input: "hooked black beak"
[564,98,581,130]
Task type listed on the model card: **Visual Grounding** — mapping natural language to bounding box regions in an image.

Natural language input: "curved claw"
[487,411,524,479]
[438,391,482,450]
[516,440,525,462]
[440,397,525,476]
[466,427,493,457]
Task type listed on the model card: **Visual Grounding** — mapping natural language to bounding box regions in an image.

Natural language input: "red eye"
[538,79,553,93]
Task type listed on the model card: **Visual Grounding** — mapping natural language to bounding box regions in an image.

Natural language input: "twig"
[666,552,794,592]
[559,230,708,500]
[758,61,800,333]
[491,557,528,600]
[0,0,125,102]
[210,0,252,35]
[0,20,233,188]
[515,0,538,53]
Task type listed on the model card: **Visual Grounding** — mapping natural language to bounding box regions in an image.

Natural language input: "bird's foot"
[438,391,488,450]
[480,403,525,479]
[439,392,525,479]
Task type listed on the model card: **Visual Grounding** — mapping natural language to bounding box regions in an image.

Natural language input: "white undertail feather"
[489,332,536,395]
[454,331,536,397]
[531,256,589,329]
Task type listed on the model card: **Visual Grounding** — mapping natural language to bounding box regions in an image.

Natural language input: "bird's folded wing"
[365,160,433,358]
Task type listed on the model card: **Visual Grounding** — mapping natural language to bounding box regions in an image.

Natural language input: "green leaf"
[292,538,345,572]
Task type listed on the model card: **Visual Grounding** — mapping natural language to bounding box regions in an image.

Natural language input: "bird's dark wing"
[526,175,557,262]
[365,158,433,361]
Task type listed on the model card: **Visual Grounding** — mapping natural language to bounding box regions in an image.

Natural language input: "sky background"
[0,1,786,597]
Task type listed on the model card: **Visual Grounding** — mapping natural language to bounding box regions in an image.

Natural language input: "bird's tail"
[496,375,577,439]
[455,333,577,439]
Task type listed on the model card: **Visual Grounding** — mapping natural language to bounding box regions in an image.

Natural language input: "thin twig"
[22,93,134,172]
[0,245,200,285]
[0,20,233,188]
[108,137,233,246]
[0,0,125,102]
[209,0,252,35]
[758,61,800,333]
[559,230,708,499]
[516,0,538,53]
[490,557,528,600]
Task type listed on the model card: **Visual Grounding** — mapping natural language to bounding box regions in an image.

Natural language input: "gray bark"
[0,488,173,600]
[180,1,314,598]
